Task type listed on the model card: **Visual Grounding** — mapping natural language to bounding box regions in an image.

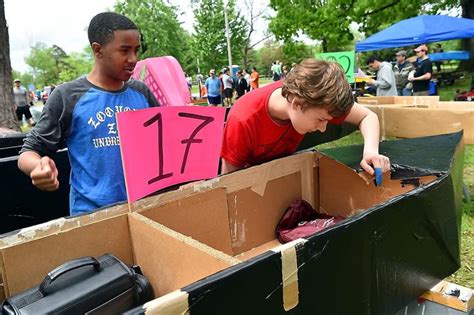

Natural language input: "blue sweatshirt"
[21,77,159,215]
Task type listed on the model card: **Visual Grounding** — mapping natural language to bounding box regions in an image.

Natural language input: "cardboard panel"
[128,213,236,297]
[136,188,233,255]
[318,156,437,216]
[358,96,439,106]
[433,102,474,109]
[382,107,474,144]
[0,215,132,296]
[365,105,474,144]
[227,172,303,255]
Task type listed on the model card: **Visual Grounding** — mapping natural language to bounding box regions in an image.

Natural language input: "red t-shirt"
[221,81,348,168]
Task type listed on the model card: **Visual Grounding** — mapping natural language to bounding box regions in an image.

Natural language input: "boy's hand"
[30,156,60,191]
[360,152,390,175]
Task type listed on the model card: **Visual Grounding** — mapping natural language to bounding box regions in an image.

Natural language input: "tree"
[57,49,94,83]
[25,43,62,87]
[114,0,196,73]
[255,40,284,77]
[460,0,474,71]
[269,0,460,53]
[0,0,20,131]
[282,41,317,65]
[241,0,272,70]
[192,0,248,73]
[269,0,356,52]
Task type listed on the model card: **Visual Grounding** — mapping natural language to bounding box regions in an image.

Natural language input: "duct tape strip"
[271,238,308,311]
[144,290,189,315]
[250,162,272,196]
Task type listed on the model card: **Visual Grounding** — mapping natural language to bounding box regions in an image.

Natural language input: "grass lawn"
[438,73,471,101]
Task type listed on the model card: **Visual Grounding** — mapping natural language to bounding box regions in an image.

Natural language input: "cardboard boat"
[0,123,355,234]
[0,132,464,314]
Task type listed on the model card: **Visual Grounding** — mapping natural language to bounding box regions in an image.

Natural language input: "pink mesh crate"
[132,56,191,107]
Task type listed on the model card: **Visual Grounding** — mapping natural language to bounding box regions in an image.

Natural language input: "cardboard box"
[358,96,474,144]
[395,281,474,314]
[0,132,464,314]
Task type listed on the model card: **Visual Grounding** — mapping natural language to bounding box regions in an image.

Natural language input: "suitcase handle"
[38,256,101,296]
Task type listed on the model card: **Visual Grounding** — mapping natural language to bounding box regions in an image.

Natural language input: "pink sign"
[117,106,226,202]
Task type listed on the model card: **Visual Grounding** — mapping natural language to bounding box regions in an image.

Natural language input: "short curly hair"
[88,12,138,46]
[281,58,354,118]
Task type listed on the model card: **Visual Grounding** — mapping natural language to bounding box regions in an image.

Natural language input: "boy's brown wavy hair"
[282,58,354,118]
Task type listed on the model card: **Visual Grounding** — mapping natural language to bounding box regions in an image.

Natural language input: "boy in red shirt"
[221,58,390,177]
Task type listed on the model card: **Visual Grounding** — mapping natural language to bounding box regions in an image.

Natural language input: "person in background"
[205,69,222,106]
[236,70,248,99]
[366,55,398,96]
[409,44,432,96]
[282,65,289,79]
[250,67,259,90]
[222,68,234,106]
[393,50,415,96]
[12,79,33,126]
[271,61,281,81]
[243,69,251,93]
[185,73,193,95]
[18,12,159,216]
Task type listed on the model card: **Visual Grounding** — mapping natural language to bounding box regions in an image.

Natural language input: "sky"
[4,0,199,73]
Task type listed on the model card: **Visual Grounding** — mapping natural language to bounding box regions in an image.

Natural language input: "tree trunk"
[460,0,474,72]
[0,0,20,131]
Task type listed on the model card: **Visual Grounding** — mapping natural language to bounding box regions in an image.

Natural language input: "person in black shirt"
[236,70,248,99]
[409,44,432,96]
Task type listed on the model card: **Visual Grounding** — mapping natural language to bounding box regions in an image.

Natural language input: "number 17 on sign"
[117,106,226,202]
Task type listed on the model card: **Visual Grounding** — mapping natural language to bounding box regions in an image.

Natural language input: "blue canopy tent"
[429,51,470,62]
[356,15,474,52]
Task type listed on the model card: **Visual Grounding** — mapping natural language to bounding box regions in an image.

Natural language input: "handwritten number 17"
[143,112,215,185]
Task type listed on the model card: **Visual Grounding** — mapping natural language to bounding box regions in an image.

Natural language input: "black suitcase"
[2,254,154,314]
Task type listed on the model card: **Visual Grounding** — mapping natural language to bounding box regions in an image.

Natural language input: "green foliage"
[282,41,317,65]
[57,48,94,83]
[269,0,355,52]
[114,0,196,74]
[25,43,57,87]
[11,70,34,88]
[269,0,460,53]
[21,43,93,89]
[192,0,248,74]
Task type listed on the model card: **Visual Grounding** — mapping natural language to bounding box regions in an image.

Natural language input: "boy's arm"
[221,159,241,174]
[18,87,66,191]
[344,103,390,175]
[18,152,59,191]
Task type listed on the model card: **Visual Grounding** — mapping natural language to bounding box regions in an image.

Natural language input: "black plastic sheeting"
[127,131,463,315]
[296,122,357,151]
[0,133,26,159]
[0,150,70,233]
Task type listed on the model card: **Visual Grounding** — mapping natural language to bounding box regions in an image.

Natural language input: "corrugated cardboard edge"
[219,152,316,194]
[144,289,189,315]
[132,152,317,212]
[130,213,241,266]
[131,178,221,213]
[420,280,474,312]
[271,238,308,311]
[0,203,129,249]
